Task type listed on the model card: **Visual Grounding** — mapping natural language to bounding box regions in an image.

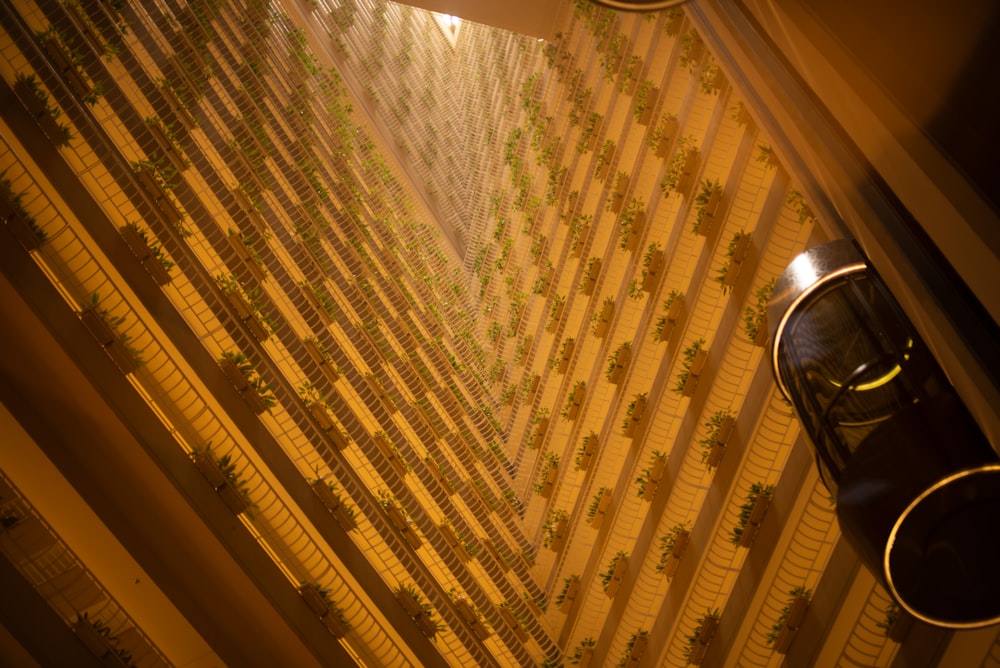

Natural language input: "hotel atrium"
[1,0,998,666]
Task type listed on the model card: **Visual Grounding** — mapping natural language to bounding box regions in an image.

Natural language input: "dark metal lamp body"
[769,239,1000,629]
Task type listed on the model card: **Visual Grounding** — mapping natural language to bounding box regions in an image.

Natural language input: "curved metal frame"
[883,464,1000,629]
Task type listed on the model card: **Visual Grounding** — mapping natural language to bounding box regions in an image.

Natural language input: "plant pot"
[667,295,686,321]
[498,606,526,640]
[309,403,334,432]
[642,254,664,291]
[629,634,648,661]
[298,584,330,617]
[72,619,109,659]
[659,319,676,342]
[699,189,724,237]
[773,625,796,654]
[562,577,579,606]
[625,396,647,437]
[396,589,423,617]
[192,451,226,488]
[578,436,598,471]
[739,493,772,547]
[13,78,48,118]
[104,339,140,375]
[415,613,438,638]
[650,456,668,483]
[887,608,914,642]
[217,482,249,515]
[245,315,270,342]
[240,386,268,415]
[662,532,690,579]
[322,613,349,638]
[439,522,461,548]
[6,210,44,251]
[329,427,350,451]
[591,492,613,527]
[706,443,725,469]
[551,518,568,551]
[483,539,508,571]
[79,308,116,347]
[753,317,770,347]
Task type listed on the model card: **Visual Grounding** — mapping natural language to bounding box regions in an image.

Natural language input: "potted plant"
[678,30,706,72]
[533,452,560,498]
[647,113,679,158]
[683,609,720,665]
[497,602,528,642]
[877,602,914,642]
[302,337,342,386]
[664,7,684,36]
[439,519,475,562]
[661,136,700,195]
[522,591,547,616]
[619,629,649,667]
[619,54,641,94]
[215,274,274,341]
[591,297,614,338]
[37,27,103,105]
[394,583,442,638]
[562,380,587,420]
[607,171,629,213]
[424,455,455,495]
[656,523,691,578]
[554,574,579,609]
[699,410,736,469]
[120,222,172,285]
[71,613,116,661]
[640,243,664,291]
[717,231,752,294]
[374,431,411,478]
[364,373,397,413]
[543,509,569,551]
[546,294,566,332]
[699,62,724,94]
[635,450,668,500]
[450,590,491,640]
[654,291,686,342]
[622,393,648,437]
[633,80,658,125]
[529,408,551,449]
[586,487,613,528]
[0,172,47,251]
[606,341,632,384]
[191,446,254,516]
[575,432,600,471]
[617,197,646,251]
[310,477,357,530]
[786,188,816,224]
[569,214,592,258]
[377,490,422,550]
[744,277,776,345]
[692,180,724,236]
[595,140,616,181]
[731,101,752,127]
[569,637,596,666]
[767,587,812,653]
[78,292,143,374]
[674,339,707,397]
[757,143,779,169]
[598,550,629,597]
[297,583,351,638]
[145,116,189,172]
[730,482,775,547]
